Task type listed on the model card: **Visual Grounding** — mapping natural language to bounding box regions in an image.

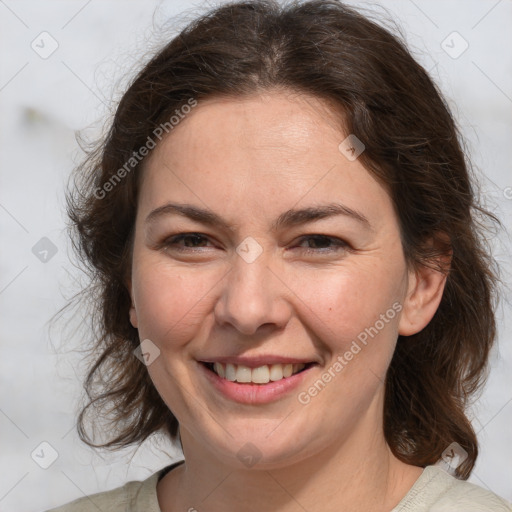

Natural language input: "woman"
[48,0,512,510]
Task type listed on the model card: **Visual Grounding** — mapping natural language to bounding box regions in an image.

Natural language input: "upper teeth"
[212,362,306,384]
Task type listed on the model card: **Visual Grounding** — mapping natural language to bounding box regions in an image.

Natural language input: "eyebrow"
[144,202,372,231]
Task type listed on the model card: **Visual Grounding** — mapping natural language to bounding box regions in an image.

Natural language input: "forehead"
[158,91,344,157]
[138,91,394,230]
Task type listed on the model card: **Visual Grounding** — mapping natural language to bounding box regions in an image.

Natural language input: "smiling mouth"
[200,361,315,384]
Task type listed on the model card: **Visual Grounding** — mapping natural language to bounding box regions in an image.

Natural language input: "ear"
[127,279,139,329]
[398,239,451,336]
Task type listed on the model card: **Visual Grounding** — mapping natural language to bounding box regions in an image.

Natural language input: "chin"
[193,418,321,470]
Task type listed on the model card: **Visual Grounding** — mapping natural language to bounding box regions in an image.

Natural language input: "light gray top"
[45,462,512,511]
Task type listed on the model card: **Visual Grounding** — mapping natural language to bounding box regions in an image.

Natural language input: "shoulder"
[44,470,163,512]
[431,472,512,512]
[393,465,512,512]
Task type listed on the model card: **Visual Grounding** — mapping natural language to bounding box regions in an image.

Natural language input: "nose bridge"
[215,238,289,335]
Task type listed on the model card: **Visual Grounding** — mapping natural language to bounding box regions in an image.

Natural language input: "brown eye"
[295,235,349,254]
[163,232,213,250]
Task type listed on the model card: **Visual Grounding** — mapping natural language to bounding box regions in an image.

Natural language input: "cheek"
[290,263,403,361]
[132,259,217,345]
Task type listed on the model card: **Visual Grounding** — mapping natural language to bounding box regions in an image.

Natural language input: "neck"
[157,420,422,512]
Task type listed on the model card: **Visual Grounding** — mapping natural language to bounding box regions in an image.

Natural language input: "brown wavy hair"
[64,0,501,478]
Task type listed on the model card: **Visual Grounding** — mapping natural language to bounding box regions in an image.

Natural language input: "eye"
[293,235,350,254]
[159,232,350,256]
[161,232,215,251]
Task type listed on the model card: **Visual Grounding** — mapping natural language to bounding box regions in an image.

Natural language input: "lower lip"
[198,362,316,405]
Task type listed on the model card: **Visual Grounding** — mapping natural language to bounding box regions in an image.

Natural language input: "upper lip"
[198,355,318,368]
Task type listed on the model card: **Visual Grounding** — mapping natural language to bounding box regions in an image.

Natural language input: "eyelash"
[161,232,350,255]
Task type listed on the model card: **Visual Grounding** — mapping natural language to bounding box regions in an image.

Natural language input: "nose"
[214,247,292,336]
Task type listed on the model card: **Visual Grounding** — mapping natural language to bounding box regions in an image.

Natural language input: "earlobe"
[127,281,138,329]
[129,303,138,328]
[398,261,449,337]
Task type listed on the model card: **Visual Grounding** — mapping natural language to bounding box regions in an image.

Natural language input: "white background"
[0,1,511,510]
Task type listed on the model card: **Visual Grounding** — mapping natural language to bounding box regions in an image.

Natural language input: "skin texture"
[128,90,448,512]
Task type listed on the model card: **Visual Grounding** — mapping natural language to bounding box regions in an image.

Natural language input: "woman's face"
[128,91,427,468]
